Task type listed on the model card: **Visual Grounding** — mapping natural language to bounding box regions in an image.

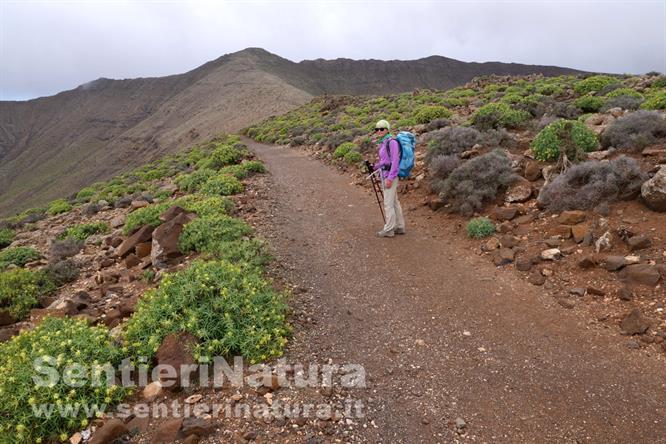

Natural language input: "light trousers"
[382,178,405,232]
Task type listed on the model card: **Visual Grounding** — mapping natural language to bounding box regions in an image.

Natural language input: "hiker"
[372,119,405,237]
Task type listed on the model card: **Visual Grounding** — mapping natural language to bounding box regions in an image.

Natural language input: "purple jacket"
[374,137,400,181]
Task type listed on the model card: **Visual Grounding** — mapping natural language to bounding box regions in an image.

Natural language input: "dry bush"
[600,110,666,151]
[437,149,518,215]
[426,126,481,162]
[600,95,643,112]
[429,155,462,190]
[49,238,84,261]
[538,155,647,211]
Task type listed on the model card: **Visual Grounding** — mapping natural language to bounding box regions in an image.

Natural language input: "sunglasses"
[374,127,386,132]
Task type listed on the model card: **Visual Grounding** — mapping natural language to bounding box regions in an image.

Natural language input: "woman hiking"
[372,119,405,238]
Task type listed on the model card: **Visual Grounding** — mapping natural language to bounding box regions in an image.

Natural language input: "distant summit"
[0,48,585,215]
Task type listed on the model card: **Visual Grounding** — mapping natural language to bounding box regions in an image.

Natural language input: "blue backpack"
[392,131,416,178]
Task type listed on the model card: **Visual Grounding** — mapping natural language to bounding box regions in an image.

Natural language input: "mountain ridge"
[0,47,586,216]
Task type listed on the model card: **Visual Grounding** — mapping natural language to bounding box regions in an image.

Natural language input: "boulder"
[426,196,444,211]
[557,210,586,225]
[155,332,198,389]
[492,248,515,266]
[481,237,500,252]
[131,200,149,210]
[151,213,195,268]
[151,418,184,444]
[143,381,163,401]
[493,206,518,221]
[619,264,661,286]
[641,166,666,212]
[160,206,188,223]
[571,222,590,244]
[604,256,629,272]
[626,235,652,251]
[110,215,125,229]
[578,255,597,269]
[124,253,141,268]
[524,160,542,181]
[500,235,520,248]
[135,242,152,258]
[528,270,546,286]
[513,213,534,225]
[549,225,572,239]
[90,418,128,444]
[540,248,561,261]
[515,257,534,271]
[505,179,533,203]
[620,308,650,335]
[117,225,154,258]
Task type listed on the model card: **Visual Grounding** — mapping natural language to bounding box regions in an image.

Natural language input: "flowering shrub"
[0,317,127,443]
[531,119,598,161]
[47,199,72,216]
[123,260,290,365]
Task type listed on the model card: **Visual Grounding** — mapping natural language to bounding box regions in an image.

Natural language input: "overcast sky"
[1,0,665,101]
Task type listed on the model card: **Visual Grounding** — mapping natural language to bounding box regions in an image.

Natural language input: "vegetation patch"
[414,105,452,124]
[574,95,604,113]
[601,110,666,151]
[57,222,109,242]
[200,174,244,196]
[47,199,72,216]
[573,75,618,95]
[531,119,598,161]
[436,149,518,215]
[0,268,55,320]
[538,155,647,211]
[471,103,530,130]
[0,228,14,249]
[123,260,290,365]
[466,217,496,238]
[0,317,127,443]
[0,247,41,270]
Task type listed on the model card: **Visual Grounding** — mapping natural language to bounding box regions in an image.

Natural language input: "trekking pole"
[365,161,385,223]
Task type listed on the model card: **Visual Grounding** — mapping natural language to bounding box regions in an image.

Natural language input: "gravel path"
[246,138,666,443]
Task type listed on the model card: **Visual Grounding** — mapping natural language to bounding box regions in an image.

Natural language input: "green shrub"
[414,106,452,124]
[176,195,233,218]
[574,95,604,112]
[47,199,72,216]
[179,215,254,254]
[218,165,248,179]
[175,168,216,193]
[0,268,55,320]
[0,247,41,270]
[200,174,244,196]
[466,217,496,238]
[471,103,530,130]
[123,201,171,235]
[197,144,242,170]
[123,260,290,364]
[536,83,564,96]
[0,228,14,249]
[531,119,598,161]
[0,317,127,443]
[641,90,666,110]
[574,75,618,94]
[75,187,97,203]
[343,149,363,164]
[241,160,266,174]
[333,142,356,159]
[605,88,643,99]
[57,222,109,241]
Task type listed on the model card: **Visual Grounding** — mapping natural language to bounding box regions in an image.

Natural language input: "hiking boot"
[394,227,406,235]
[376,229,395,238]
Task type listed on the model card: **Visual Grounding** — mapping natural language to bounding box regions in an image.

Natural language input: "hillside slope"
[0,48,584,216]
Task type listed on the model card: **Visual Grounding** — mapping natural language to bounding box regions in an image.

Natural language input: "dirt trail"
[245,138,666,443]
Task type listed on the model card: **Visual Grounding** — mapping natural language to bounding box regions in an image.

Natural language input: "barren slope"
[0,48,584,217]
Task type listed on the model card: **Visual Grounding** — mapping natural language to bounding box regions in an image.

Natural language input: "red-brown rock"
[90,418,128,444]
[151,213,195,268]
[117,225,154,258]
[156,332,198,389]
